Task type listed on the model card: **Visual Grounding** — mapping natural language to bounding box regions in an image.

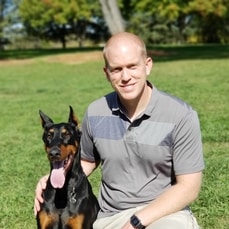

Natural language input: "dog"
[37,106,99,229]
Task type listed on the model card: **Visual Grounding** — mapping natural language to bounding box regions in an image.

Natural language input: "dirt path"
[0,51,103,66]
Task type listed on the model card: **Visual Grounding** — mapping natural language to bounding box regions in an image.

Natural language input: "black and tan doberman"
[37,106,99,229]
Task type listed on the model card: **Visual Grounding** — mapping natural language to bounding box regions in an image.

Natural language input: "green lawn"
[0,46,228,228]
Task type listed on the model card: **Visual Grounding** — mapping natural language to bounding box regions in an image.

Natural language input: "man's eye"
[111,68,121,73]
[129,65,137,70]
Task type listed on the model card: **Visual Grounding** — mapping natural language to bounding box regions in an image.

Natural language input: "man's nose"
[121,68,130,80]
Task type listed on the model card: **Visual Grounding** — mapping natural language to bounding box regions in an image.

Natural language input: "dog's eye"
[62,132,71,139]
[47,132,53,140]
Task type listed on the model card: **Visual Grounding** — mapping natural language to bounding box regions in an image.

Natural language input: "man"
[35,32,204,229]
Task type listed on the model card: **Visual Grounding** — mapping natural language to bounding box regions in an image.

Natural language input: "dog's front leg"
[37,184,59,229]
[63,213,85,229]
[37,210,59,229]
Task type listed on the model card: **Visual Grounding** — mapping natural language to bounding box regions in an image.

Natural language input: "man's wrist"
[130,214,146,229]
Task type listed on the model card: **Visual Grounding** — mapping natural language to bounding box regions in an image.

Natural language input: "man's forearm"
[135,172,202,227]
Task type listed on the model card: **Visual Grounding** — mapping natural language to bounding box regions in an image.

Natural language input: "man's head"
[102,32,153,104]
[103,32,147,67]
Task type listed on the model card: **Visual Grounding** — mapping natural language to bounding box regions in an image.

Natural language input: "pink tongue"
[50,163,65,188]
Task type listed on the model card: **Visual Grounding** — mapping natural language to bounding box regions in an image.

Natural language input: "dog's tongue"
[50,161,65,188]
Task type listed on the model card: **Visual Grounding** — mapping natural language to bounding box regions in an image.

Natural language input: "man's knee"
[146,210,199,229]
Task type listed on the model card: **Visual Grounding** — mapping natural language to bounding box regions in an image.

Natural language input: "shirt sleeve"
[172,109,205,175]
[80,109,99,162]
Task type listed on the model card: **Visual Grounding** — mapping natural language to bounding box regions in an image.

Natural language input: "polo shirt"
[80,83,204,218]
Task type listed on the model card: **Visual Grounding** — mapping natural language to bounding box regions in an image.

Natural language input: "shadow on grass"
[0,44,228,62]
[147,44,229,62]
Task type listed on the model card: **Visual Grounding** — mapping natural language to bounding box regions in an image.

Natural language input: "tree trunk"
[60,26,67,49]
[0,0,6,50]
[99,0,125,35]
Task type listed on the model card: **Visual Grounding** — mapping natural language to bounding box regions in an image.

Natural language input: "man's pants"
[93,205,200,229]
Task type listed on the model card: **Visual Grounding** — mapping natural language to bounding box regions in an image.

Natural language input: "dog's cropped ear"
[39,110,54,128]
[68,106,79,127]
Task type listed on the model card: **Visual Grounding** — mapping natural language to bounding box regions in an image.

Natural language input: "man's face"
[104,43,152,103]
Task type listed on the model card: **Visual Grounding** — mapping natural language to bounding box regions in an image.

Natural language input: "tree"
[124,0,191,44]
[99,0,125,35]
[186,0,229,43]
[0,0,6,49]
[0,0,14,50]
[19,0,92,48]
[126,0,229,44]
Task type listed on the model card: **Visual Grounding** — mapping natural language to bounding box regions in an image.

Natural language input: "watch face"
[132,217,139,225]
[131,215,145,229]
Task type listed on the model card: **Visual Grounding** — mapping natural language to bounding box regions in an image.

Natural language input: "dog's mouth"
[50,154,73,189]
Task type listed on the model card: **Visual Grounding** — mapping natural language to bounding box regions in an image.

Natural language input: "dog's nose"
[49,149,61,158]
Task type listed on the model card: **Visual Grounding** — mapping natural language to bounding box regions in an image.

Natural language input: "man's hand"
[121,221,135,229]
[34,174,49,216]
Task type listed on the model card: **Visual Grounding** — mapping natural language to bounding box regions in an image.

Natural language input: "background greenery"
[1,0,229,51]
[0,45,228,228]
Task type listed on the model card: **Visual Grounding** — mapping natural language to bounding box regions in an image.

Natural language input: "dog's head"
[39,106,81,189]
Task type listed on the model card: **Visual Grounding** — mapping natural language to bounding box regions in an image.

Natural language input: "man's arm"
[122,171,202,229]
[81,159,98,176]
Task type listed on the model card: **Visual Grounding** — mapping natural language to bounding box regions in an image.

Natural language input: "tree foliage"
[0,0,14,49]
[3,0,229,48]
[19,0,94,48]
[187,0,229,43]
[125,0,229,44]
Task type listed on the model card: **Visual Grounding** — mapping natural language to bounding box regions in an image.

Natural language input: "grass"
[0,45,228,228]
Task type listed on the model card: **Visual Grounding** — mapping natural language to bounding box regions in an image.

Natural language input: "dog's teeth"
[64,157,69,167]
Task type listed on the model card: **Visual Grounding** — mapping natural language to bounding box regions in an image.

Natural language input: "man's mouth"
[120,83,135,91]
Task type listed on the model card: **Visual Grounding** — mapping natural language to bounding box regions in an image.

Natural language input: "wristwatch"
[130,214,146,229]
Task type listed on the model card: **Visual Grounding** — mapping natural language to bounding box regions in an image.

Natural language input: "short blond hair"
[103,32,147,67]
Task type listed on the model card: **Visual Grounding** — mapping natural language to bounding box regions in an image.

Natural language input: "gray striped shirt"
[81,84,204,218]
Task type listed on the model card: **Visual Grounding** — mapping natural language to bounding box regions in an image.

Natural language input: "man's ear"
[103,67,111,82]
[146,57,153,76]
